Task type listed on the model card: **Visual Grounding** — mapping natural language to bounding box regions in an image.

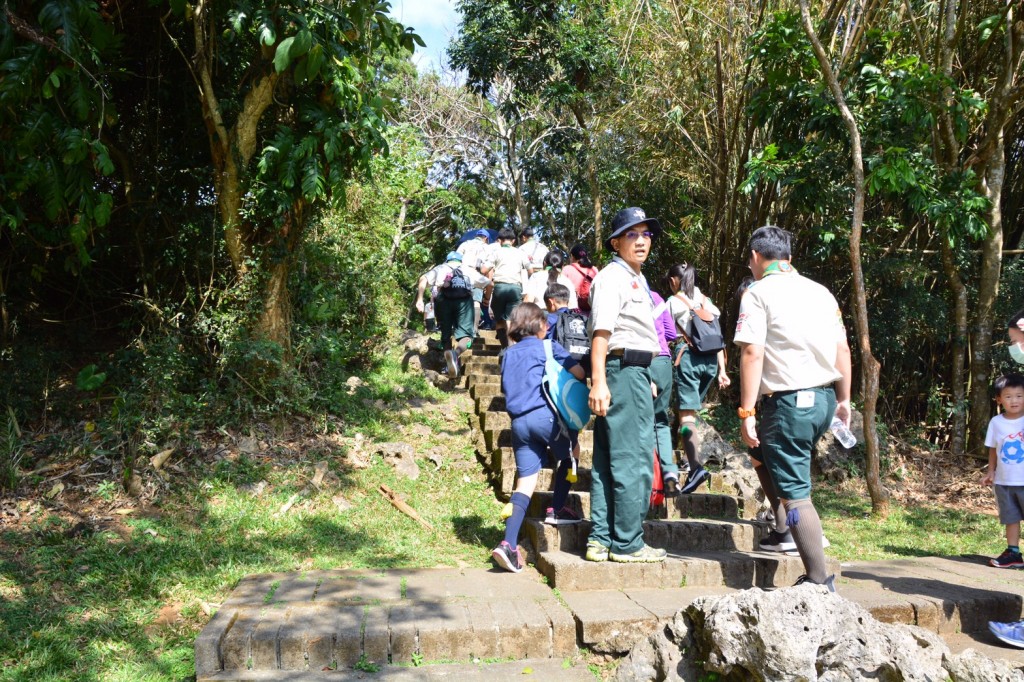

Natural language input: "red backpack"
[570,263,596,312]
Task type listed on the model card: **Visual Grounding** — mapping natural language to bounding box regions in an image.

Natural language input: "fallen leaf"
[150,449,174,470]
[46,482,64,499]
[144,528,158,537]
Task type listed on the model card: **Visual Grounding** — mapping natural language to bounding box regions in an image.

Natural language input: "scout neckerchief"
[761,260,796,277]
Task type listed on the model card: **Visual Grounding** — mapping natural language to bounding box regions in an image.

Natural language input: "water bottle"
[830,417,857,448]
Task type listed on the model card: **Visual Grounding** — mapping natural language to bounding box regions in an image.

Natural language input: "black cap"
[606,207,662,249]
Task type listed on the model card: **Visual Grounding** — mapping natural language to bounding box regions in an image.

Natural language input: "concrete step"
[482,428,594,453]
[195,569,576,680]
[532,547,833,592]
[200,658,593,681]
[525,488,756,522]
[524,518,764,555]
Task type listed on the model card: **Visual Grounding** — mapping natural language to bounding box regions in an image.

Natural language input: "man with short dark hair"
[518,227,549,276]
[734,225,852,590]
[585,207,667,564]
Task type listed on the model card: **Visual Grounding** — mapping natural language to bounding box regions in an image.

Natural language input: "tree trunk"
[799,0,888,515]
[966,6,1022,455]
[191,0,279,275]
[967,138,1006,456]
[257,202,306,353]
[940,240,969,456]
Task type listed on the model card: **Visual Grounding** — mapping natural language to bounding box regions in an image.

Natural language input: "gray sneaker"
[444,350,459,377]
[609,544,667,563]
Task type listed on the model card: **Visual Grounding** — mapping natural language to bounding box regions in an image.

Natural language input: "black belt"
[608,348,655,367]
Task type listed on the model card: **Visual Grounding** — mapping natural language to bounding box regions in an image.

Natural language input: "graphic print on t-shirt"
[1000,430,1024,466]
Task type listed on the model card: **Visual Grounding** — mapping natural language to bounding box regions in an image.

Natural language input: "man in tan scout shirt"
[734,225,851,591]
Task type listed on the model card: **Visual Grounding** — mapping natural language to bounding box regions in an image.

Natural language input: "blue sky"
[389,0,460,73]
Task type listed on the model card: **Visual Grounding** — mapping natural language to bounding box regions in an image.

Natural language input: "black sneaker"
[544,506,582,525]
[680,466,710,494]
[491,541,523,573]
[794,574,836,592]
[663,477,681,498]
[444,350,459,377]
[759,529,796,552]
[990,549,1024,568]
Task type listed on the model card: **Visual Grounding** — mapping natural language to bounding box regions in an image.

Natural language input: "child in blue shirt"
[492,302,585,572]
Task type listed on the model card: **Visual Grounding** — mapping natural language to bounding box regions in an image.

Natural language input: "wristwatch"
[737,407,756,419]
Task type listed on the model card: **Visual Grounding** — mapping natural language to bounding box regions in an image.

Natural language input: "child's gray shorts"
[994,484,1024,525]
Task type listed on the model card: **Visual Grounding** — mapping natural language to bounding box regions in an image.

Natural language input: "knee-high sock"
[681,424,702,470]
[785,498,828,583]
[496,327,508,348]
[503,492,530,547]
[552,458,572,511]
[753,461,787,533]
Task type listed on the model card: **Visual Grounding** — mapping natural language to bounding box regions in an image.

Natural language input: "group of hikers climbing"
[413,208,1024,642]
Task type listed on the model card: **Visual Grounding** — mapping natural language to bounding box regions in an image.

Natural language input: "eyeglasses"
[621,230,654,240]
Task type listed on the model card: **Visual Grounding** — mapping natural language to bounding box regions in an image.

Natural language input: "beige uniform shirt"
[588,257,660,354]
[456,238,491,272]
[733,271,845,394]
[424,262,490,290]
[518,239,549,271]
[484,244,529,286]
[667,286,720,338]
[523,271,578,308]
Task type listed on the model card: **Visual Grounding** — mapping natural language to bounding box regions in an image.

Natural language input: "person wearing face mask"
[1009,309,1024,365]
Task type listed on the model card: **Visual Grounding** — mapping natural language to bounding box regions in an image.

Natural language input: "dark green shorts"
[436,296,475,344]
[758,386,835,500]
[673,347,718,410]
[491,283,523,322]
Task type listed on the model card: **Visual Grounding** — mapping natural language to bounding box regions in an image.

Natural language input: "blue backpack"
[542,340,591,431]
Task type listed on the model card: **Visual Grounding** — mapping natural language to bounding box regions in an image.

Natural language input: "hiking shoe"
[794,574,836,592]
[990,549,1024,568]
[544,506,582,525]
[609,544,667,563]
[663,477,681,498]
[491,541,523,573]
[989,620,1024,648]
[759,529,797,552]
[584,541,609,562]
[783,534,832,556]
[444,350,460,377]
[680,466,711,494]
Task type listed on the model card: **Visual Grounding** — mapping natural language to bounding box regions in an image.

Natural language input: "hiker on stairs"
[651,289,681,497]
[734,226,852,592]
[667,262,730,495]
[585,207,667,564]
[491,303,584,573]
[415,251,490,378]
[484,228,531,348]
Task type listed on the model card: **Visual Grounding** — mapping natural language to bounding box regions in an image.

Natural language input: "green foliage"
[0,408,24,491]
[74,364,107,392]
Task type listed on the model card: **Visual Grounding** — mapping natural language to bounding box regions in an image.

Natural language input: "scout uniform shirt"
[485,244,529,287]
[733,264,844,394]
[589,256,660,354]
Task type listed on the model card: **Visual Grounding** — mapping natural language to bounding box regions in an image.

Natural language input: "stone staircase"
[193,328,1024,679]
[462,330,835,594]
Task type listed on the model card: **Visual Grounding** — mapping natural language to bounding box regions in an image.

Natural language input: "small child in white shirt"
[983,373,1024,568]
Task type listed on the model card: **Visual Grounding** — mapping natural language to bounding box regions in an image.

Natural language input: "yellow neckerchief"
[762,260,796,277]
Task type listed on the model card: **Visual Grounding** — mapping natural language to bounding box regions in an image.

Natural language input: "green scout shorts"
[758,385,835,500]
[673,347,718,410]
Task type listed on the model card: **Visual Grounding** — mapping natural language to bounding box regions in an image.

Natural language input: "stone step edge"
[197,657,595,681]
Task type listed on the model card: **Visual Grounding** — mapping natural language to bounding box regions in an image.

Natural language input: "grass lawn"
[0,346,1008,680]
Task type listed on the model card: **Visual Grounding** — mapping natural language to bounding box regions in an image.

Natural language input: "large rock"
[616,586,1024,682]
[695,421,760,502]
